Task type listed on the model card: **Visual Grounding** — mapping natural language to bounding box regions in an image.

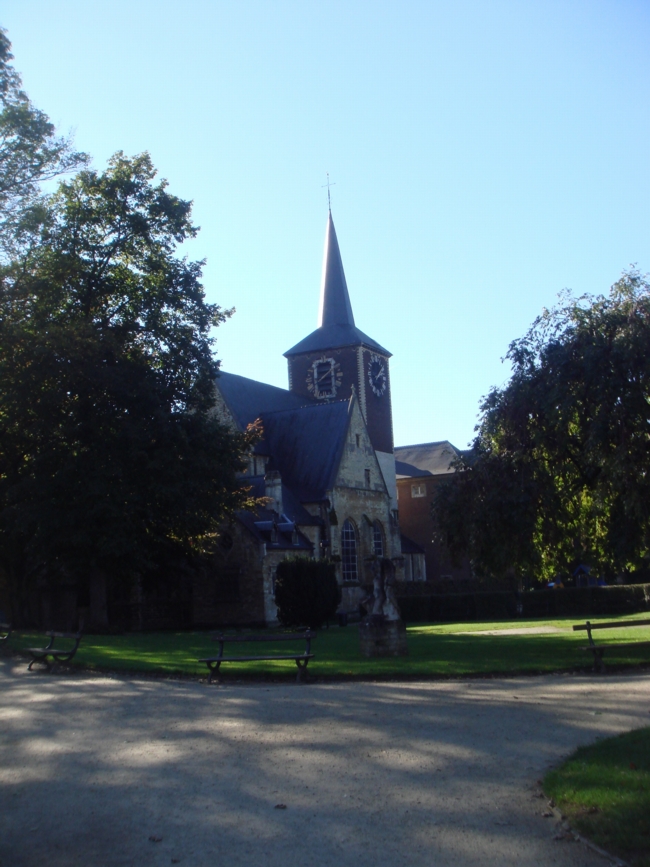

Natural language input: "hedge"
[396,583,650,623]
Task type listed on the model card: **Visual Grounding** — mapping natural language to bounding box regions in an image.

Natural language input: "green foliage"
[274,557,341,629]
[434,270,650,582]
[0,29,88,259]
[397,584,650,622]
[544,728,650,866]
[0,152,258,623]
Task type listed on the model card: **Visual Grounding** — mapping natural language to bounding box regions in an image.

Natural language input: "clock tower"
[284,211,397,506]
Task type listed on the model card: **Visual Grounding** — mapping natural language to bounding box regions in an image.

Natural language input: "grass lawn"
[544,727,650,867]
[4,611,650,680]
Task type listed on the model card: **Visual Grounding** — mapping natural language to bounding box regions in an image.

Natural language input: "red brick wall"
[397,474,472,585]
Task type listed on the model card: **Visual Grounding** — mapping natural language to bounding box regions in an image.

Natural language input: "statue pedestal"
[359,618,408,657]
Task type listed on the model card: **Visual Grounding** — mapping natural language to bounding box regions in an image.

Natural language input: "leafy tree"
[0,28,88,259]
[434,269,650,584]
[274,557,341,629]
[0,152,257,626]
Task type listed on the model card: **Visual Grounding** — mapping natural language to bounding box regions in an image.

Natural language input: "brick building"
[395,441,473,588]
[204,210,425,626]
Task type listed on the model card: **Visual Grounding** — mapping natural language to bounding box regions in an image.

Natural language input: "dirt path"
[1,658,648,867]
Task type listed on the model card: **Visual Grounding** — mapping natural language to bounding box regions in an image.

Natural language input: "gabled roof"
[258,399,351,502]
[394,441,461,478]
[215,371,315,430]
[284,212,391,358]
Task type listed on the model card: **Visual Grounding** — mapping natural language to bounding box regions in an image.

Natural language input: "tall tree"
[0,28,88,259]
[0,152,257,626]
[433,270,650,583]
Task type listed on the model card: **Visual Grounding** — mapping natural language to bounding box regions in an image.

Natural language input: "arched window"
[372,520,384,557]
[341,519,358,582]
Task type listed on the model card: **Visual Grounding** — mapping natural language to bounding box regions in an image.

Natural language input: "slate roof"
[236,506,313,551]
[284,323,390,357]
[400,534,426,555]
[215,371,315,430]
[394,441,461,478]
[284,212,390,358]
[258,399,351,502]
[241,476,322,526]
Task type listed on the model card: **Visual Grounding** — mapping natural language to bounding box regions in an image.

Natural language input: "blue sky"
[3,0,649,448]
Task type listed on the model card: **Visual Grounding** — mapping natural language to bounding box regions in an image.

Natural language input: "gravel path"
[1,657,649,867]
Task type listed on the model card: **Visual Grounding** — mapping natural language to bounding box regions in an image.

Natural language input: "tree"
[0,28,88,259]
[0,152,257,626]
[433,269,650,584]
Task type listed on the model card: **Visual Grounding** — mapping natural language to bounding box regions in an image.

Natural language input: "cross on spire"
[322,173,336,211]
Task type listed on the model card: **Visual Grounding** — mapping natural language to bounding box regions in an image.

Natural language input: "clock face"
[306,356,343,399]
[368,353,387,397]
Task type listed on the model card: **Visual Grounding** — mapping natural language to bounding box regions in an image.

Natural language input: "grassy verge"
[544,727,650,867]
[3,612,650,679]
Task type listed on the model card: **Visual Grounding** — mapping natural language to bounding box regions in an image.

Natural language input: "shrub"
[274,557,341,629]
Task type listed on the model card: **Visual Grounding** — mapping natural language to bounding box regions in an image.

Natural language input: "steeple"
[318,211,355,328]
[284,211,390,358]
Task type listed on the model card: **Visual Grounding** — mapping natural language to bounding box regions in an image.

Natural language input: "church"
[192,210,426,627]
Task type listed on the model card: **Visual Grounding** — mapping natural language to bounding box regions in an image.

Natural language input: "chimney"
[264,470,283,515]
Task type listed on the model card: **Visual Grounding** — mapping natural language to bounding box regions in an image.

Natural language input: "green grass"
[544,727,650,866]
[4,611,650,680]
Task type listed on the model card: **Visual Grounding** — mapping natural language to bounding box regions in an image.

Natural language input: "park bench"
[26,631,83,671]
[0,623,11,642]
[199,629,316,684]
[573,619,650,672]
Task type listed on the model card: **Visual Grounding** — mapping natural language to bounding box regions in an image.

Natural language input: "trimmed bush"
[274,557,341,629]
[396,584,650,624]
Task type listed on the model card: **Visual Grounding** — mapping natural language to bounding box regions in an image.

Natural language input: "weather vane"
[322,173,336,211]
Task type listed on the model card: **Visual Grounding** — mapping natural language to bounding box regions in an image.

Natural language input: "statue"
[361,557,401,622]
[359,558,407,656]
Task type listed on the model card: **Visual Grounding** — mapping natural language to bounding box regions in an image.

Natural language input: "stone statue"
[359,557,407,657]
[361,558,401,623]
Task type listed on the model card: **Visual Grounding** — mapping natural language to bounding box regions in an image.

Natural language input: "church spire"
[318,211,355,328]
[284,209,390,359]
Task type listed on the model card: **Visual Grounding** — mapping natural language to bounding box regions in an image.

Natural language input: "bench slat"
[200,654,314,663]
[210,632,316,643]
[581,641,650,651]
[573,619,650,631]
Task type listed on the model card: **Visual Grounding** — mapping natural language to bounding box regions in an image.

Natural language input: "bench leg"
[295,660,309,684]
[28,657,52,672]
[593,648,606,674]
[206,661,222,685]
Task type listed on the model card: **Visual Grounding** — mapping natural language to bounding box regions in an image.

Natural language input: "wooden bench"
[0,623,11,642]
[26,631,83,671]
[199,630,316,684]
[573,619,650,672]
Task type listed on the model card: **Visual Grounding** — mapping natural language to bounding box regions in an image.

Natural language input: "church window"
[364,468,371,487]
[341,519,358,582]
[356,434,360,447]
[372,521,384,557]
[411,483,426,498]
